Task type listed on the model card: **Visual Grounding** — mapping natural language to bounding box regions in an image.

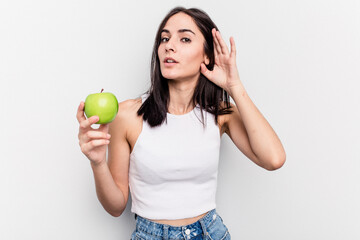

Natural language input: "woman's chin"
[162,73,178,80]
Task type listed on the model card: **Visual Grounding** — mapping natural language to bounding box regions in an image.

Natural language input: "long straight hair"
[137,7,233,127]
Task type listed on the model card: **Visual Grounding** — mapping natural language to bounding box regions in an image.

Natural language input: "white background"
[1,0,359,239]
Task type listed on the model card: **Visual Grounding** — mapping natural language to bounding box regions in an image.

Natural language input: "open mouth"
[164,57,178,64]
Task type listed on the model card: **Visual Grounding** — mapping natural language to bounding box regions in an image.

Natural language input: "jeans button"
[185,229,191,235]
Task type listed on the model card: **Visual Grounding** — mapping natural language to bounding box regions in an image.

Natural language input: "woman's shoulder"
[119,97,142,110]
[117,97,143,119]
[110,97,143,134]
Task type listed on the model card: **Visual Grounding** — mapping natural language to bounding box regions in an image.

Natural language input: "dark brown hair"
[137,6,233,127]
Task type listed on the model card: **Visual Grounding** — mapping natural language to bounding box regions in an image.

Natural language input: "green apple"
[84,89,119,124]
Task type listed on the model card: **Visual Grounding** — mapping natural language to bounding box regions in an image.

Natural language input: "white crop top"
[128,93,221,220]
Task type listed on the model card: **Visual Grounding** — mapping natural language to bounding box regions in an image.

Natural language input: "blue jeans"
[130,209,231,240]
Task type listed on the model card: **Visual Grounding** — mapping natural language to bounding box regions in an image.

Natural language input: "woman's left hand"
[200,28,242,95]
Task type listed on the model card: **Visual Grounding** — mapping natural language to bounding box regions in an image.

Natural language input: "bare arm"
[201,28,286,170]
[225,87,286,171]
[77,100,132,217]
[90,161,126,217]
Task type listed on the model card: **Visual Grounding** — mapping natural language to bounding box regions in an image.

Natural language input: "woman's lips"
[164,62,177,67]
[163,57,178,67]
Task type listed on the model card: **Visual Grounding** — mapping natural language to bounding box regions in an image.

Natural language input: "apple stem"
[101,88,104,93]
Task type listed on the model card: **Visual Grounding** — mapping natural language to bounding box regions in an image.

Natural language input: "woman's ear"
[204,55,210,65]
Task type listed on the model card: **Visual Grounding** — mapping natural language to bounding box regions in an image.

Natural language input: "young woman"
[76,7,286,240]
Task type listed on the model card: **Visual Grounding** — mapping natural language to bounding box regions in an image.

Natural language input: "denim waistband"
[135,209,218,239]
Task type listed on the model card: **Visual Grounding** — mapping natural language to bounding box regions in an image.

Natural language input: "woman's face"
[158,12,209,81]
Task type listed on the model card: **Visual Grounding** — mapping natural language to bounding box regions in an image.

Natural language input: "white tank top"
[129,93,221,220]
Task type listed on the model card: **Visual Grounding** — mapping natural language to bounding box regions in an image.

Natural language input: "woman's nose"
[165,40,176,52]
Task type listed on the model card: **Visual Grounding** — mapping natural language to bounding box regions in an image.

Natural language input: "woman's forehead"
[163,12,199,34]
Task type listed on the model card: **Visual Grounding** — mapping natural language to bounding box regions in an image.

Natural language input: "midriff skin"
[146,211,209,226]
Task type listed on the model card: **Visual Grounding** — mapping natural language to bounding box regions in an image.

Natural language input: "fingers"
[212,28,222,55]
[212,28,230,55]
[230,36,236,58]
[78,126,111,156]
[76,101,87,123]
[98,122,110,132]
[77,101,111,163]
[79,115,99,131]
[200,63,212,79]
[81,131,111,142]
[215,31,229,55]
[80,139,110,153]
[77,101,102,129]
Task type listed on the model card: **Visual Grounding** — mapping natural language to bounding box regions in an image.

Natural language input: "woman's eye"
[161,37,169,42]
[181,38,191,43]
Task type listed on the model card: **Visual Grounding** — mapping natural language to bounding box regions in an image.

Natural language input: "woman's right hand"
[76,101,112,165]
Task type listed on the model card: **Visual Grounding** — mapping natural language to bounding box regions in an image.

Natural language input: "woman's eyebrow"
[161,29,196,35]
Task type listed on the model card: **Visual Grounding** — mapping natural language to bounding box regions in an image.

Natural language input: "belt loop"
[163,224,169,240]
[199,218,208,239]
